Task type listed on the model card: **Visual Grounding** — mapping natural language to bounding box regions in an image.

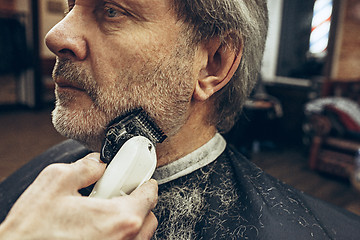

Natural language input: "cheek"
[89,44,148,90]
[90,29,176,79]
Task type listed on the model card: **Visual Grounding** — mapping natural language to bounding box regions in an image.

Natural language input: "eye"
[105,7,121,18]
[95,2,134,25]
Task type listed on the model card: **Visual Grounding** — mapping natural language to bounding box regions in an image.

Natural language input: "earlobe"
[193,78,216,101]
[193,35,243,101]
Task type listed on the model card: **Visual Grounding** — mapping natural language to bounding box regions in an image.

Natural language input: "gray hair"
[172,0,269,133]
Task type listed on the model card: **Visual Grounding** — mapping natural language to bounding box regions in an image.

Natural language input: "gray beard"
[152,162,240,240]
[153,186,204,239]
[51,42,194,151]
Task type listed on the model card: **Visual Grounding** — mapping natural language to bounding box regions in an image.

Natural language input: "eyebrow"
[121,0,149,21]
[117,0,168,22]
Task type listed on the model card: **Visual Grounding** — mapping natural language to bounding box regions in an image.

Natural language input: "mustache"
[52,58,97,95]
[53,59,83,85]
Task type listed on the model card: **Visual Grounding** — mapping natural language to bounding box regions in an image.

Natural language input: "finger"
[134,212,158,240]
[35,153,105,194]
[130,179,158,209]
[70,153,106,190]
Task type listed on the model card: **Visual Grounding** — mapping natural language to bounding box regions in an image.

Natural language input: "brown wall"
[333,0,360,79]
[0,0,14,11]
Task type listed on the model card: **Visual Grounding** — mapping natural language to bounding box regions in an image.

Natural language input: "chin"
[52,105,107,152]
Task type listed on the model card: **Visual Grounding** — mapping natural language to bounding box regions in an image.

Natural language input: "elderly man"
[1,0,360,239]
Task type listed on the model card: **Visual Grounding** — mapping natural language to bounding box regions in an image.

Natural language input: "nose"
[45,12,87,61]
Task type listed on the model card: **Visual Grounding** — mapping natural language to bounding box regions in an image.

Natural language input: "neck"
[156,102,216,167]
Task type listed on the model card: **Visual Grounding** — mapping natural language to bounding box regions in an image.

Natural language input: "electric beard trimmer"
[89,108,167,198]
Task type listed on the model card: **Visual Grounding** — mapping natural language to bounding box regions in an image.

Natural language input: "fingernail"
[86,153,102,163]
[149,179,158,184]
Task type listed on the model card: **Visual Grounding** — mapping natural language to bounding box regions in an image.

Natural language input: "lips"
[55,79,85,92]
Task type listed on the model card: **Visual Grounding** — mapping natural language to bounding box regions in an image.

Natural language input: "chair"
[306,79,360,179]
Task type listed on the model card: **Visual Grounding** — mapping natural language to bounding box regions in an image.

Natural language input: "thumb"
[129,179,158,212]
[69,153,106,190]
[32,153,106,195]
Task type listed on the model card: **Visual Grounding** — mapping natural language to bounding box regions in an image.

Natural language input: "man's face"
[45,0,197,150]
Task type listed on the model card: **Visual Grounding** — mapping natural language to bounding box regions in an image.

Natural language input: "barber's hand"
[0,153,158,240]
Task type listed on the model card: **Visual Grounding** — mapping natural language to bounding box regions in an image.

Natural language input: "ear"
[193,35,243,101]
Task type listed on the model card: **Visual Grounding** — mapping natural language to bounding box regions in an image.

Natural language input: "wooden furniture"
[308,79,360,179]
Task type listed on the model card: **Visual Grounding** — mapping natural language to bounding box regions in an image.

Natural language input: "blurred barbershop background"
[1,0,360,215]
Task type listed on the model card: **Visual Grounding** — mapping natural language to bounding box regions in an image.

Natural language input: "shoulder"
[219,144,360,239]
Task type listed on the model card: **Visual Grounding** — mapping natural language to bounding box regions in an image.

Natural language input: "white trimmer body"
[89,136,157,198]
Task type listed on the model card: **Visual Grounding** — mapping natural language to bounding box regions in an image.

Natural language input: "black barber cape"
[1,139,360,239]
